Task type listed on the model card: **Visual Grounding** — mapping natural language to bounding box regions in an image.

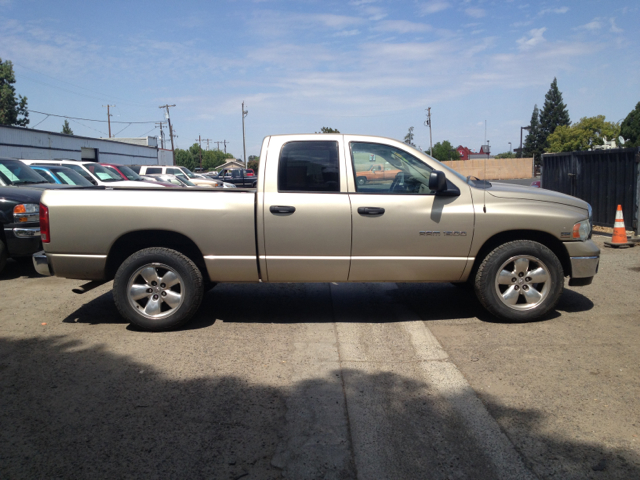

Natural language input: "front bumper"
[564,239,600,286]
[32,250,52,276]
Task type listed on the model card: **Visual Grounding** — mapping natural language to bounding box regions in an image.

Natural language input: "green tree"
[202,149,234,171]
[174,149,197,171]
[318,127,340,133]
[247,157,259,173]
[431,140,461,161]
[404,126,415,147]
[0,58,29,126]
[546,115,620,153]
[494,151,517,159]
[523,104,545,160]
[620,101,640,147]
[539,77,570,145]
[61,119,73,135]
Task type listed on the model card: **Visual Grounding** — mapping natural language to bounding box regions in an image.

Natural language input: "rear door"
[260,135,352,282]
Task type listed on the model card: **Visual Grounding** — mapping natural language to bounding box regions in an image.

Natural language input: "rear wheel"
[113,247,204,331]
[474,240,563,321]
[356,176,366,186]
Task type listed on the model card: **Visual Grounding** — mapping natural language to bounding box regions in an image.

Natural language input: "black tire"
[113,247,204,331]
[0,239,7,274]
[356,176,366,186]
[474,240,563,322]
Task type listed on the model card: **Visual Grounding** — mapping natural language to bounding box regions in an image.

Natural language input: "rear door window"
[278,141,340,192]
[146,167,162,174]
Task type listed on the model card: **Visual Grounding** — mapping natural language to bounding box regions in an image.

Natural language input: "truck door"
[259,136,352,282]
[345,139,474,282]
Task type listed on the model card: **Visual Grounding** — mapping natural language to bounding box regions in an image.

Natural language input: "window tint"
[129,165,141,173]
[351,142,434,195]
[146,167,162,174]
[64,164,95,183]
[278,141,340,192]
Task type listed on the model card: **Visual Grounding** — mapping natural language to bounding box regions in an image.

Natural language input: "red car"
[100,163,177,187]
[245,169,255,177]
[530,180,541,188]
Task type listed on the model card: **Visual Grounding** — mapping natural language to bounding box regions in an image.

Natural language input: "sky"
[1,0,638,158]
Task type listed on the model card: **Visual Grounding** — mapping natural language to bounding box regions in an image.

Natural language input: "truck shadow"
[0,335,636,479]
[61,282,594,330]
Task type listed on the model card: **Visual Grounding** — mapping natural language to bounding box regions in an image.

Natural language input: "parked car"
[20,160,164,188]
[34,134,598,331]
[130,165,223,187]
[30,165,94,186]
[245,169,255,177]
[355,163,402,186]
[0,158,78,273]
[100,163,177,188]
[215,168,258,187]
[531,180,541,188]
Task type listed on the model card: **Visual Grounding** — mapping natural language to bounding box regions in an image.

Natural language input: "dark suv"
[214,168,258,187]
[0,158,75,273]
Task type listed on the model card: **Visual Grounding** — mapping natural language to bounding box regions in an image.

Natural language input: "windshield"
[179,167,196,179]
[83,163,123,182]
[174,176,196,186]
[118,165,143,181]
[0,159,48,186]
[49,167,93,186]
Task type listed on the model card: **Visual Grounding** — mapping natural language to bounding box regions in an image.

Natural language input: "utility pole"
[424,107,432,156]
[242,101,248,166]
[203,138,212,150]
[196,135,203,169]
[223,140,229,154]
[159,104,176,163]
[156,122,165,149]
[103,105,115,138]
[520,125,531,158]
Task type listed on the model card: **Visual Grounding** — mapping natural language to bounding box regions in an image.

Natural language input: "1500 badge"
[419,231,467,236]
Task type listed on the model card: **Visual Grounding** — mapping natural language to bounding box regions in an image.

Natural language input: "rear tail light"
[40,203,50,243]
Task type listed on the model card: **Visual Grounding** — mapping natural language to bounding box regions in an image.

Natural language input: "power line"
[28,109,161,124]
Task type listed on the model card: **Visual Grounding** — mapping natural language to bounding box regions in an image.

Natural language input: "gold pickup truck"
[33,134,599,331]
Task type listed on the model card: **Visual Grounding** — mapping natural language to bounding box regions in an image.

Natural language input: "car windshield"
[179,167,197,179]
[83,163,123,182]
[48,167,94,186]
[118,165,143,181]
[0,159,48,186]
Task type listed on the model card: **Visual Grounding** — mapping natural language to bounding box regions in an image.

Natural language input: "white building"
[0,125,165,165]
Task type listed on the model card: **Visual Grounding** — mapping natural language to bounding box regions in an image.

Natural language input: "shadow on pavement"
[0,258,42,281]
[0,335,637,479]
[61,281,595,330]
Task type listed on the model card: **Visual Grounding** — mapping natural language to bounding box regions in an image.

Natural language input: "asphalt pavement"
[0,233,638,479]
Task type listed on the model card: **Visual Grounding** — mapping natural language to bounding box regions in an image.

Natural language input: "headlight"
[13,204,39,223]
[572,219,591,241]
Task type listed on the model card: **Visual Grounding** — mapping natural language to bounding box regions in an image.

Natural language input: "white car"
[20,160,164,188]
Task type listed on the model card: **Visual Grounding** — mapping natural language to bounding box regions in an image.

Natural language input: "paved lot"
[0,234,638,479]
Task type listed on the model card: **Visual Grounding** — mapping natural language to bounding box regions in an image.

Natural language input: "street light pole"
[508,141,512,153]
[520,126,531,158]
[242,101,248,167]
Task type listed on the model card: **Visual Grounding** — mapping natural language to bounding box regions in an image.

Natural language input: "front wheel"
[474,240,564,321]
[113,247,204,331]
[356,176,366,186]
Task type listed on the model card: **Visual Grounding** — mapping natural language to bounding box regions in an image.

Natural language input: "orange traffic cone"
[604,205,635,248]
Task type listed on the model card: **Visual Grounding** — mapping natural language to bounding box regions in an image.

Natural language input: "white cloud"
[419,1,450,15]
[576,20,602,31]
[334,29,361,37]
[377,20,431,34]
[465,7,486,19]
[609,18,623,33]
[517,27,547,50]
[539,7,569,15]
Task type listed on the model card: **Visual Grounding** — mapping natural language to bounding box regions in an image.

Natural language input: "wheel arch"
[105,230,207,281]
[470,230,571,280]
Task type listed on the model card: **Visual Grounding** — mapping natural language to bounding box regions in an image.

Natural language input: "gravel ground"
[0,233,638,479]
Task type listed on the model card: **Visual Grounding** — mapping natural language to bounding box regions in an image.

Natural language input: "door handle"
[357,207,385,216]
[270,205,296,214]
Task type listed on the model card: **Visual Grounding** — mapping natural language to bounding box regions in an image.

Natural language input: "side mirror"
[428,171,447,192]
